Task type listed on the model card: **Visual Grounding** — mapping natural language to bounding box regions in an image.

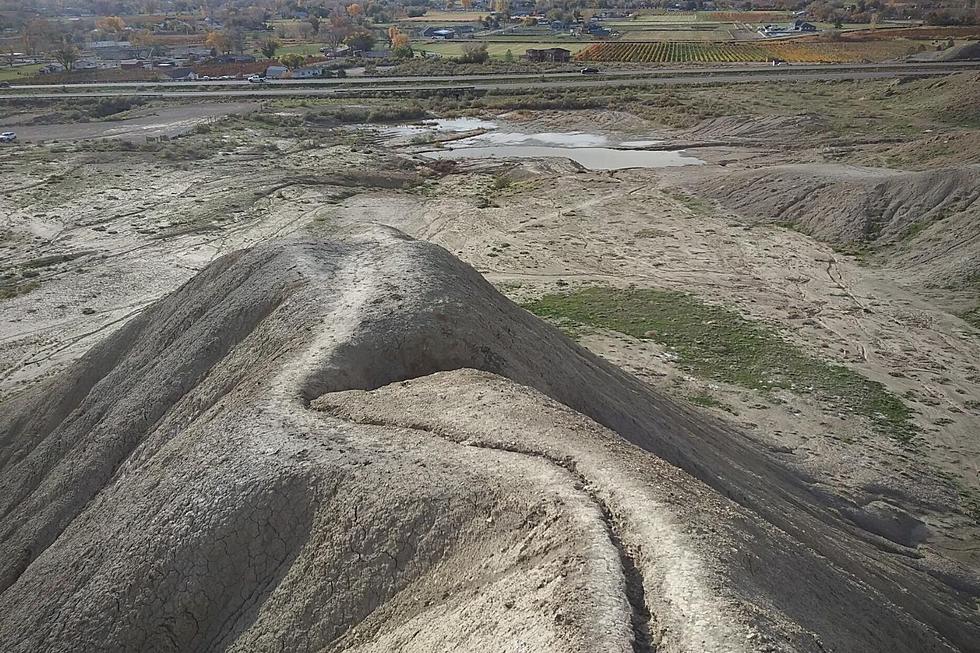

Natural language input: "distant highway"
[2,60,979,91]
[0,61,976,100]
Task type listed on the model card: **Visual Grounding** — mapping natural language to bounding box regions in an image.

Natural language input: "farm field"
[698,11,792,22]
[420,40,590,58]
[274,42,335,56]
[576,39,929,63]
[621,28,738,41]
[401,10,486,22]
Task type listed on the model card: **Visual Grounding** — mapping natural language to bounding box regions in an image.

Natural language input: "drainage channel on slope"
[315,408,657,653]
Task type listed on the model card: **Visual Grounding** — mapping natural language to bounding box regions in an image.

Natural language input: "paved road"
[3,60,978,91]
[0,64,974,100]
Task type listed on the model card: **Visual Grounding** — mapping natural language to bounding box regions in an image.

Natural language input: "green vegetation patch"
[0,279,40,301]
[524,286,915,442]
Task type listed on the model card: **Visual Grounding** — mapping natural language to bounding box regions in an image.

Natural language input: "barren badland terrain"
[2,71,979,651]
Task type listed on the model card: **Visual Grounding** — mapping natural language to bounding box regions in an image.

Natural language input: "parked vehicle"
[580,67,599,74]
[0,132,17,143]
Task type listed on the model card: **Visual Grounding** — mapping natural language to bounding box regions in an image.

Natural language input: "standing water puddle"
[370,118,704,170]
[419,126,701,170]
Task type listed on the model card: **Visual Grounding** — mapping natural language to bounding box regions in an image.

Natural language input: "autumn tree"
[260,38,280,59]
[205,30,231,53]
[346,3,363,18]
[129,30,159,58]
[96,16,126,36]
[461,0,473,9]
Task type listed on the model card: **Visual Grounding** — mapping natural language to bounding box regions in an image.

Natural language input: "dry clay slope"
[1,227,979,652]
[686,163,980,289]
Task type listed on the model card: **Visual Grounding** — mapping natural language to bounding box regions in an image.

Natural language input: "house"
[759,20,818,36]
[320,45,351,58]
[292,66,325,78]
[583,22,612,37]
[170,46,215,62]
[162,67,198,81]
[525,47,571,62]
[265,64,289,78]
[89,40,139,60]
[212,54,256,65]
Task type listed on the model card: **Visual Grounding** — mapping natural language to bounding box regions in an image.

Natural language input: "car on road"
[0,132,17,143]
[0,82,10,88]
[580,67,599,74]
[247,75,265,84]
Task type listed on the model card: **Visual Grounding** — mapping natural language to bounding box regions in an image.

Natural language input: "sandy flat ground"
[0,102,259,142]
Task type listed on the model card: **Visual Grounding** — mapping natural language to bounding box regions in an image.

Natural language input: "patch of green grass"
[831,241,875,265]
[668,191,714,216]
[0,64,43,82]
[0,279,40,301]
[524,287,915,442]
[687,391,740,415]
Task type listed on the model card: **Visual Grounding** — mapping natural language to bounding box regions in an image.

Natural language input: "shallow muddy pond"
[373,118,703,170]
[421,144,703,171]
[382,117,500,137]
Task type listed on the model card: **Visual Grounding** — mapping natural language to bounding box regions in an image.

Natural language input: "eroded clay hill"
[1,228,979,652]
[688,163,980,288]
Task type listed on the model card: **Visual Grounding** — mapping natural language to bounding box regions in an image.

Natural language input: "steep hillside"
[1,229,978,652]
[687,163,980,289]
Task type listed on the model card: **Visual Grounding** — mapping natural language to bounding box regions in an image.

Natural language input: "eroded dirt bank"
[1,230,978,652]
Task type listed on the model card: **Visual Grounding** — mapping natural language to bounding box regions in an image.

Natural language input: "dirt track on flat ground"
[0,102,258,142]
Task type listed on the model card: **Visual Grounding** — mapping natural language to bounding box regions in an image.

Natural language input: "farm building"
[265,65,289,78]
[525,47,572,62]
[162,67,198,81]
[292,66,327,78]
[759,19,818,37]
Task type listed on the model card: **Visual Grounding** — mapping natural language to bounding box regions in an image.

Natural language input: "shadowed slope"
[1,227,978,652]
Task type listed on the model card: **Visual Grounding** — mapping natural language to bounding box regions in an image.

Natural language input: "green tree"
[279,53,306,69]
[503,48,514,62]
[260,38,280,59]
[344,30,376,52]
